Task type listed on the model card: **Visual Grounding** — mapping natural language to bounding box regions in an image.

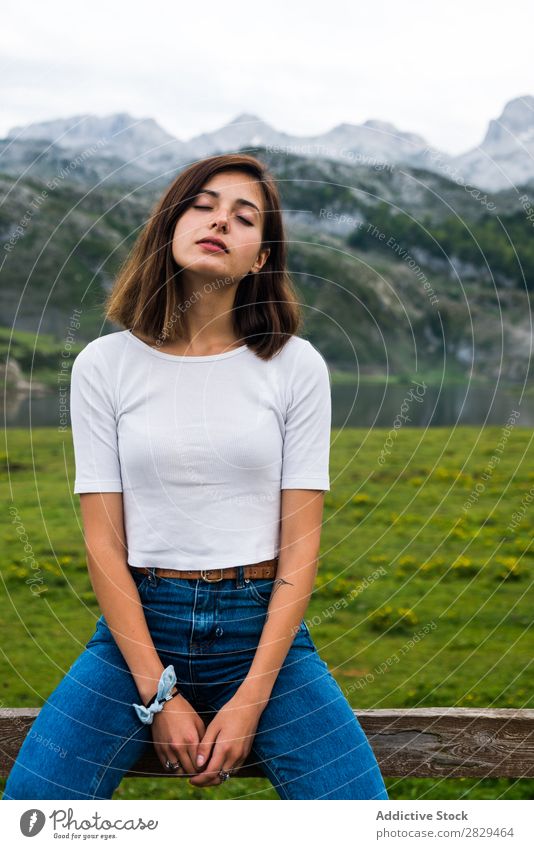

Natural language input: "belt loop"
[236,565,245,589]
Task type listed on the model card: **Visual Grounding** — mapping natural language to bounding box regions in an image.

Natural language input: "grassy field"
[1,425,533,800]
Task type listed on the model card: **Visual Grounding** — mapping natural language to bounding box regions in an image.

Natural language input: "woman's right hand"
[151,694,206,776]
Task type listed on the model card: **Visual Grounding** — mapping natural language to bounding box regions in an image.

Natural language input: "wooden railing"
[1,707,533,779]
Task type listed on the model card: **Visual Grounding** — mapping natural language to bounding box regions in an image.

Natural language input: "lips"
[196,237,228,253]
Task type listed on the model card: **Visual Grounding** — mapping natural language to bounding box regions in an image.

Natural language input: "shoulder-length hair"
[104,152,302,359]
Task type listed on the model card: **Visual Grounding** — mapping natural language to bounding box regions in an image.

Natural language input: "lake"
[331,381,533,428]
[5,380,534,428]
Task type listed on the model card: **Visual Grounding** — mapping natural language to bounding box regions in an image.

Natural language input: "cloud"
[1,0,534,153]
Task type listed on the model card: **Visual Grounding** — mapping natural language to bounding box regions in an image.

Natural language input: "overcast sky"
[2,0,533,155]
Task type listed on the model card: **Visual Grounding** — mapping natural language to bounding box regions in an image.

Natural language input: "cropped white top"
[70,330,331,571]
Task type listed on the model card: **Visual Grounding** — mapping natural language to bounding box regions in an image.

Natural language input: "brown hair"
[104,152,302,359]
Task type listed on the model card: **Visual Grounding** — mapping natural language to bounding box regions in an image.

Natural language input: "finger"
[154,743,170,771]
[217,758,236,786]
[152,726,184,774]
[170,740,197,776]
[189,743,227,786]
[193,719,206,765]
[193,720,206,763]
[194,723,219,771]
[197,754,237,787]
[184,737,202,775]
[160,746,183,775]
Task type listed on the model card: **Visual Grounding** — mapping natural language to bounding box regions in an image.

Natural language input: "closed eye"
[192,204,254,226]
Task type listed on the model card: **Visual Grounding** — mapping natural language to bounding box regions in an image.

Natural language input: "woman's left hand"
[188,686,266,786]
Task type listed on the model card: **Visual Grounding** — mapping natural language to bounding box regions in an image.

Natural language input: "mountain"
[188,112,441,168]
[4,98,534,190]
[1,101,533,383]
[2,112,188,184]
[449,96,534,191]
[2,109,442,183]
[317,118,437,168]
[187,112,290,157]
[6,111,181,160]
[0,148,532,382]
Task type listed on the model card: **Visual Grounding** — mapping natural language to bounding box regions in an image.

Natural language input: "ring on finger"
[165,759,182,771]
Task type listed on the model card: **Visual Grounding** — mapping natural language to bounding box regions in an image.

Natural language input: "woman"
[3,152,388,801]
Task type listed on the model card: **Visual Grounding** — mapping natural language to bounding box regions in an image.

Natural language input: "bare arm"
[239,487,325,708]
[79,491,206,774]
[79,491,166,703]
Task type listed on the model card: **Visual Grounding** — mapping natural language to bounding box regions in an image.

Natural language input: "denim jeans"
[3,566,388,800]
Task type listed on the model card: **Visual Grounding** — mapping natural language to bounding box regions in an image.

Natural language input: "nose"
[210,209,230,232]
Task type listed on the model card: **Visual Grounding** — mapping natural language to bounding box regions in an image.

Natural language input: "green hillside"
[1,425,532,799]
[1,150,532,381]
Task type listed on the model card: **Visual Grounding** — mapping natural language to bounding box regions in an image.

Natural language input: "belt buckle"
[200,568,224,582]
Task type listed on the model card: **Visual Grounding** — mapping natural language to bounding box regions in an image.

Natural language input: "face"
[171,170,271,283]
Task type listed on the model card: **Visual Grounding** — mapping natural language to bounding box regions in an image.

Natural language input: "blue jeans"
[3,566,388,800]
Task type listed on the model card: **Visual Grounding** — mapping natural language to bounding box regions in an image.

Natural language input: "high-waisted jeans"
[3,566,388,800]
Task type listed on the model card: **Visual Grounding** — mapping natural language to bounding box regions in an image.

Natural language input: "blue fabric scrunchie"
[132,665,177,725]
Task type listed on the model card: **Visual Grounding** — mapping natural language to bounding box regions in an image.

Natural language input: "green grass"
[1,426,533,799]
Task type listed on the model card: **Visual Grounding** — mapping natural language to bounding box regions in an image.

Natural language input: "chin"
[178,254,223,269]
[181,259,234,281]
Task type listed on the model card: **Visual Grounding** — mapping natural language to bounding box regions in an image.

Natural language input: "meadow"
[1,424,533,800]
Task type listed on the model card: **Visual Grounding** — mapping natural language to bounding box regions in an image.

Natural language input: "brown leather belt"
[130,557,278,583]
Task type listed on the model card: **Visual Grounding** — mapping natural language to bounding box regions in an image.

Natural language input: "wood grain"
[2,707,533,780]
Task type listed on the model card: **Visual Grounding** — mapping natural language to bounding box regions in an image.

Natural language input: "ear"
[250,246,270,274]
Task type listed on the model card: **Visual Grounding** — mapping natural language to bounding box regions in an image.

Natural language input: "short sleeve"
[281,341,331,491]
[70,344,123,493]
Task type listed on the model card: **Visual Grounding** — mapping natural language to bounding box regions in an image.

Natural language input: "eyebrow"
[194,188,261,215]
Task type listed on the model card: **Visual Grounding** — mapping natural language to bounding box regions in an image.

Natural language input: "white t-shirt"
[70,330,331,571]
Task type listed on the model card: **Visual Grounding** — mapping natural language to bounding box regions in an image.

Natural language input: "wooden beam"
[1,707,533,780]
